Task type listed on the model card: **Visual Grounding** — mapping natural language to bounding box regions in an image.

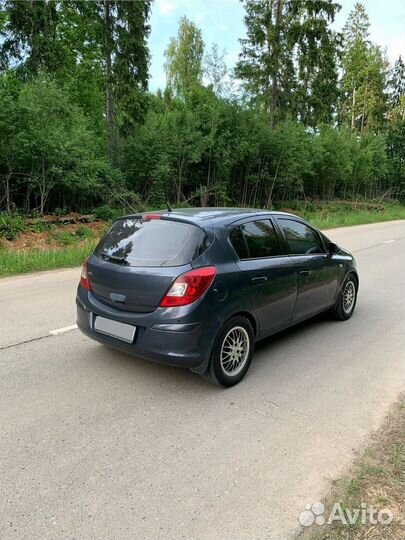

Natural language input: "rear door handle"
[299,269,311,277]
[251,276,268,284]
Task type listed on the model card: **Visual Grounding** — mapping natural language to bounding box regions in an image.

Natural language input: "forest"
[0,0,404,217]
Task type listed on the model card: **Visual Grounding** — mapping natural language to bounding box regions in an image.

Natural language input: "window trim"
[275,217,327,256]
[228,218,285,261]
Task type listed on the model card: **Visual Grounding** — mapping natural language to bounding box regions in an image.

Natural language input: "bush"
[53,230,76,246]
[0,214,26,240]
[28,221,51,233]
[54,207,68,217]
[93,206,118,221]
[75,225,94,239]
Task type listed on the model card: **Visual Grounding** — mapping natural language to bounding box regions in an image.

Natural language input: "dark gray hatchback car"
[77,208,358,386]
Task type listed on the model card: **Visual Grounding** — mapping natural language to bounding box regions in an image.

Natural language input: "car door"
[229,218,297,336]
[275,217,339,321]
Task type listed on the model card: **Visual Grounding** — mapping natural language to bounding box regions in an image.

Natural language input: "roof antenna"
[166,201,172,212]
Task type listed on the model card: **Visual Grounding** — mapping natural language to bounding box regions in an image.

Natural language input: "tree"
[114,0,152,132]
[0,76,111,214]
[0,74,22,214]
[290,0,341,127]
[236,0,340,127]
[203,43,230,97]
[0,0,402,214]
[88,0,152,159]
[0,3,8,35]
[164,16,204,96]
[0,0,152,162]
[388,56,405,108]
[386,97,405,197]
[0,0,75,78]
[342,1,369,45]
[236,0,291,124]
[340,2,388,134]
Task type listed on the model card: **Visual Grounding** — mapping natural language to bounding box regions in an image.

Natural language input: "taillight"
[80,259,92,291]
[143,213,161,221]
[160,266,216,307]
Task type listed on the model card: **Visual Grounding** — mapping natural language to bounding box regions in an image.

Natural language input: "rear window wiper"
[99,251,128,264]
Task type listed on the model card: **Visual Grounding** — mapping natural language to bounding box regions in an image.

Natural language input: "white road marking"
[384,239,395,244]
[49,324,78,336]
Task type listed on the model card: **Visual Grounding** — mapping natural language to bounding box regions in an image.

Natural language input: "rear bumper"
[76,287,219,370]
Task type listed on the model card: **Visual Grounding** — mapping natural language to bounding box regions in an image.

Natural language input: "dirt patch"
[3,221,107,252]
[25,212,96,225]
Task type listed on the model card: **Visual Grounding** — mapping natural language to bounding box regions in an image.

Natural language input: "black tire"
[332,274,358,321]
[204,315,254,387]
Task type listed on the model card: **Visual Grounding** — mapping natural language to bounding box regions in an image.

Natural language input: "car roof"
[122,207,301,227]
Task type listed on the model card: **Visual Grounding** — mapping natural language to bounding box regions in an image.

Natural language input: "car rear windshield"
[95,218,209,267]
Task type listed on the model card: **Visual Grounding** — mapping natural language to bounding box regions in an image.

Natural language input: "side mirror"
[328,242,339,255]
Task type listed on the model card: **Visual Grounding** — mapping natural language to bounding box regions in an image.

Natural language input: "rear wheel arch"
[190,309,257,377]
[225,310,258,339]
[204,314,255,386]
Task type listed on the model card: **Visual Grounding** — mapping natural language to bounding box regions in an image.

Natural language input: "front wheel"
[332,275,358,320]
[204,316,254,387]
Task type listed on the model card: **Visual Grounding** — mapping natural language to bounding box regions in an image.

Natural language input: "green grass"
[278,201,405,230]
[51,230,78,246]
[307,207,405,229]
[0,240,97,277]
[75,225,95,240]
[1,201,404,278]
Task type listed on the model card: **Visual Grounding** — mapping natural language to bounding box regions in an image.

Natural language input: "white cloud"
[157,0,178,17]
[194,11,207,24]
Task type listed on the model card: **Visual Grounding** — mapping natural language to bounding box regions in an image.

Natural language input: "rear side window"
[278,218,324,255]
[229,226,249,259]
[95,218,209,267]
[230,219,281,259]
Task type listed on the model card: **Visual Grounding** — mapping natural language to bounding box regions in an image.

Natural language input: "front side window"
[278,219,324,255]
[230,219,281,259]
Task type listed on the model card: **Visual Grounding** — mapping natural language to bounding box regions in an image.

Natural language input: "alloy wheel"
[342,281,356,314]
[220,326,250,376]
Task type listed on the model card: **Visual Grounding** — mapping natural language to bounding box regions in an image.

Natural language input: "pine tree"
[96,0,152,157]
[343,1,370,45]
[0,0,72,75]
[388,56,405,108]
[114,1,151,131]
[236,0,340,127]
[235,0,293,125]
[340,2,387,134]
[290,0,341,127]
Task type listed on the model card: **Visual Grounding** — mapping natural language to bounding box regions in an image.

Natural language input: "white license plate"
[94,316,136,344]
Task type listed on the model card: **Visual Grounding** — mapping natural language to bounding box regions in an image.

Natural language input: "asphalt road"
[1,220,404,540]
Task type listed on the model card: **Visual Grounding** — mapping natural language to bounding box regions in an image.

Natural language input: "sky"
[148,0,405,91]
